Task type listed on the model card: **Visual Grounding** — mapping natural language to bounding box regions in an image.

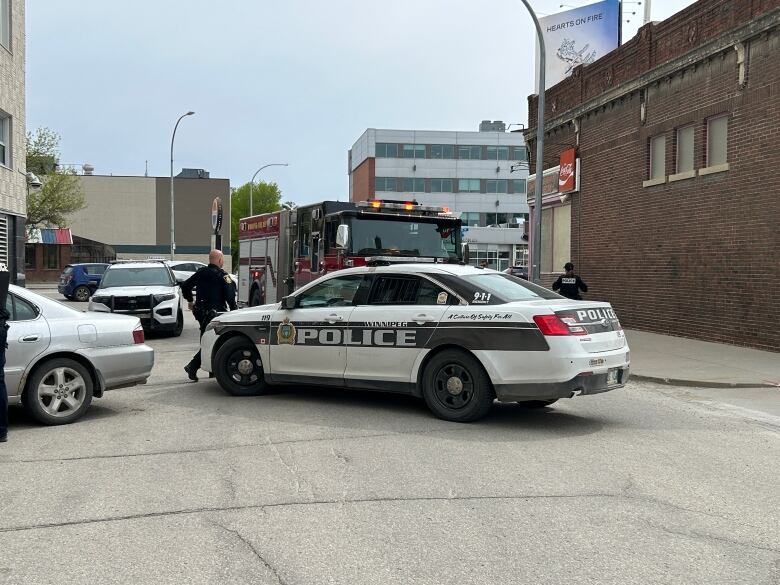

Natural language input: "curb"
[630,373,778,389]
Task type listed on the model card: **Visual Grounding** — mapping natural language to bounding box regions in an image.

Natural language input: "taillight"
[132,325,145,344]
[533,314,586,336]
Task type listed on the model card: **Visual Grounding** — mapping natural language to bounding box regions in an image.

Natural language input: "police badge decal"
[277,318,296,345]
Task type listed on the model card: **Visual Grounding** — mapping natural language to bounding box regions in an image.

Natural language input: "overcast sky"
[26,0,693,205]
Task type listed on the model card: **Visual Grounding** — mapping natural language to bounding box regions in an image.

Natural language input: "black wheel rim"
[432,363,474,411]
[226,347,262,386]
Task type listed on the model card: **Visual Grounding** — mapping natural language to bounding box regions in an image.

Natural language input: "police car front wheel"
[421,349,494,422]
[213,336,267,397]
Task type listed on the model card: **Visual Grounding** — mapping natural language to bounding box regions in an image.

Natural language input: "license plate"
[607,368,620,385]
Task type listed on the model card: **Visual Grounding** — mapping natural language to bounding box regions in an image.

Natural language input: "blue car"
[58,263,110,302]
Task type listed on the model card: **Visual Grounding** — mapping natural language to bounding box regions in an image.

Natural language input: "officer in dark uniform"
[181,250,237,381]
[552,262,588,300]
[0,262,10,443]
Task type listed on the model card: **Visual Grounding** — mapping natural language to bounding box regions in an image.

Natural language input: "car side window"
[416,278,454,305]
[10,294,39,321]
[82,266,91,275]
[296,275,365,308]
[369,276,420,305]
[4,295,12,319]
[92,264,108,275]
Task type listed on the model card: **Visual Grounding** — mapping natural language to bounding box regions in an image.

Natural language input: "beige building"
[66,170,232,270]
[0,0,27,282]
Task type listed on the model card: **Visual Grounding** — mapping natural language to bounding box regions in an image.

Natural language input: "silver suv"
[88,261,183,336]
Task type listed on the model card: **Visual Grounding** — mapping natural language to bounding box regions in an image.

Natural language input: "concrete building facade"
[525,0,779,351]
[348,123,530,270]
[0,0,27,283]
[64,171,232,269]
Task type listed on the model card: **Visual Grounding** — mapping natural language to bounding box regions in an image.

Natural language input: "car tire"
[213,335,267,397]
[249,287,263,307]
[171,310,184,337]
[421,349,494,422]
[73,286,91,302]
[23,358,94,425]
[516,399,558,408]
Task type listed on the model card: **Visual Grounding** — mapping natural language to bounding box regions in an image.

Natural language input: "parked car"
[4,285,154,425]
[166,260,207,284]
[58,263,110,301]
[504,265,529,280]
[88,261,184,336]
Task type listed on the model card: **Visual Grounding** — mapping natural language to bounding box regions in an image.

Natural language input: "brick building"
[524,0,779,351]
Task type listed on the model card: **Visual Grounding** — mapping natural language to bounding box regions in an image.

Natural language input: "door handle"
[20,335,40,342]
[413,314,437,323]
[324,314,343,323]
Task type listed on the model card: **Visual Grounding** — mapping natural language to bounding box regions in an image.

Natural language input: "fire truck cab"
[237,200,462,306]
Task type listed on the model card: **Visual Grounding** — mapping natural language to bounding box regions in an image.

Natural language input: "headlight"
[205,320,220,332]
[153,293,176,304]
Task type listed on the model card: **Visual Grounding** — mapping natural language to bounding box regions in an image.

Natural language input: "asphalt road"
[0,291,778,585]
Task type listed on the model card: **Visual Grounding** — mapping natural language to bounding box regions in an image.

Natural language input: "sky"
[26,0,693,206]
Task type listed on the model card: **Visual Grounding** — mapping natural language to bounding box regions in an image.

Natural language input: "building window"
[512,179,526,194]
[458,145,481,160]
[0,0,9,50]
[486,179,508,194]
[401,144,425,159]
[375,177,398,192]
[485,213,510,226]
[676,126,694,173]
[458,178,480,193]
[375,143,398,158]
[512,146,527,161]
[541,205,571,273]
[401,177,425,193]
[25,244,36,269]
[44,245,59,270]
[487,146,509,160]
[0,112,9,167]
[649,135,665,180]
[460,212,480,227]
[430,144,455,159]
[706,115,728,167]
[430,178,453,193]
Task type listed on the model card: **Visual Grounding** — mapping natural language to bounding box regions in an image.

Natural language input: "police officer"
[552,262,588,300]
[181,250,237,381]
[0,263,10,443]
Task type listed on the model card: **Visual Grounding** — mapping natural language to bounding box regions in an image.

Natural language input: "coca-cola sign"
[559,148,577,193]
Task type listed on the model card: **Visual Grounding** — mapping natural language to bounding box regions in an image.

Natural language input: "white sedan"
[199,264,629,422]
[5,285,154,425]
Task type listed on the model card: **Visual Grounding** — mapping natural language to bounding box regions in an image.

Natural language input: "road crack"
[211,521,289,585]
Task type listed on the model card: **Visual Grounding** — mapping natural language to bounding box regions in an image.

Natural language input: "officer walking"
[181,250,237,381]
[552,262,588,300]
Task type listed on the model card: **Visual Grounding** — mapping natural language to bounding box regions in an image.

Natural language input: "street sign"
[211,197,223,233]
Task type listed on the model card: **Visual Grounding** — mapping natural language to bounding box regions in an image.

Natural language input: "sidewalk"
[625,329,780,388]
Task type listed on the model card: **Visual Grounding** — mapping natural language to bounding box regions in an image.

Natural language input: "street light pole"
[518,0,546,283]
[248,163,289,217]
[170,111,195,260]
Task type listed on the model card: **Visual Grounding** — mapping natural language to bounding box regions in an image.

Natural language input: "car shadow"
[150,382,608,443]
[7,402,121,430]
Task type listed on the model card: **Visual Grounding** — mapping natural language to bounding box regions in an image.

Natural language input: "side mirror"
[336,224,349,248]
[281,295,297,310]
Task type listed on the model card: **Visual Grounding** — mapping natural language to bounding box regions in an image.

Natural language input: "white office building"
[348,121,529,270]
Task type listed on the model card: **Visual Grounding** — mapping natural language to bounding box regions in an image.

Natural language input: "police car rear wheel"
[422,350,494,422]
[171,310,184,337]
[214,336,267,396]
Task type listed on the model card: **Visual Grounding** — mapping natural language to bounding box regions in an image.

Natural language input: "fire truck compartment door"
[270,306,354,380]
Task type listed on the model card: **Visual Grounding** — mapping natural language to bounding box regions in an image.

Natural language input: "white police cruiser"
[200,263,629,422]
[88,261,184,336]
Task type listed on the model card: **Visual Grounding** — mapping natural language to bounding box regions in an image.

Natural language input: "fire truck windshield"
[348,217,460,259]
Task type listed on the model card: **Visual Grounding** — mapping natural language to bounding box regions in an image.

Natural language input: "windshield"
[462,274,562,302]
[349,217,460,259]
[100,266,174,288]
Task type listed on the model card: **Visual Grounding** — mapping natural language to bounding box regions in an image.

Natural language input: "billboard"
[535,0,620,91]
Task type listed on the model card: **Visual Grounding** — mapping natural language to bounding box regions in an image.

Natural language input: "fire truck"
[236,200,462,306]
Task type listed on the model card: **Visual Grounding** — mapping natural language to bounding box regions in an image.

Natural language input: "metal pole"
[170,111,195,260]
[644,0,651,25]
[518,0,546,283]
[249,162,289,218]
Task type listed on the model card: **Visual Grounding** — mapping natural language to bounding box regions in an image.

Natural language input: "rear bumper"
[77,344,155,391]
[494,367,630,402]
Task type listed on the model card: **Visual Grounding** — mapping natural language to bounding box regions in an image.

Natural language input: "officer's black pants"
[0,326,8,438]
[187,312,216,371]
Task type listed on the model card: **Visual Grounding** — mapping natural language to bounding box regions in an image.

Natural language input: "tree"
[25,127,86,231]
[230,181,282,267]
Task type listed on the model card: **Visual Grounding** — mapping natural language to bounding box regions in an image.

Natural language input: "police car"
[199,263,629,422]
